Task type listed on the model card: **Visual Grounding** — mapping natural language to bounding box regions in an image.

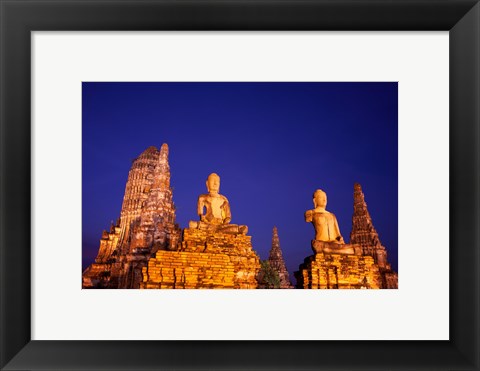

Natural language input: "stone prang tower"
[349,183,398,289]
[82,144,181,289]
[267,227,293,289]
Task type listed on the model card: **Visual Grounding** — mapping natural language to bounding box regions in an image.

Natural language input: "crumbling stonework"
[295,253,382,289]
[141,227,261,289]
[266,227,293,289]
[295,183,398,289]
[350,183,398,288]
[83,144,397,291]
[94,220,121,265]
[83,144,181,289]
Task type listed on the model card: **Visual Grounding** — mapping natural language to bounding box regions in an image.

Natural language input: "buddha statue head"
[206,173,220,195]
[313,189,327,210]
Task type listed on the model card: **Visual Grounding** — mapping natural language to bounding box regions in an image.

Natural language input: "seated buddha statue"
[189,173,248,235]
[305,189,357,255]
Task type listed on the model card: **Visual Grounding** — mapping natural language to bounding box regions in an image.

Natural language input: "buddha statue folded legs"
[311,240,362,255]
[189,220,248,235]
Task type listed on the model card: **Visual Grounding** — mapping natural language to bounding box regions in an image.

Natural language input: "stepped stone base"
[140,228,261,289]
[295,252,382,289]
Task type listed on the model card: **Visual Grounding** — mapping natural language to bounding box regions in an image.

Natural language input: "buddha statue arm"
[305,210,313,223]
[222,197,232,224]
[197,195,207,221]
[333,215,345,243]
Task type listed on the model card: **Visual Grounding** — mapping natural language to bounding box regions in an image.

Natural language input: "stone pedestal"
[294,252,382,289]
[140,228,261,289]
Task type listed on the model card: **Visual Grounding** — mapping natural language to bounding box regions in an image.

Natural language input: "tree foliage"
[259,260,281,289]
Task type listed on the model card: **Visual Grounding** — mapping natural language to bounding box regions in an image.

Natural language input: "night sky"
[82,82,398,283]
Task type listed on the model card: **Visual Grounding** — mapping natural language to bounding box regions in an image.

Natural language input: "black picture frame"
[1,1,479,370]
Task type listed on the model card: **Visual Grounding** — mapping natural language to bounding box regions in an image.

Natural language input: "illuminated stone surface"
[141,227,260,289]
[295,184,398,289]
[350,183,398,289]
[295,252,382,289]
[83,145,397,290]
[141,174,261,289]
[82,144,181,289]
[189,173,248,235]
[305,189,358,255]
[305,189,345,244]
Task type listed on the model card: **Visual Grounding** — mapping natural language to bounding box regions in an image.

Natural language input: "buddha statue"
[189,173,248,234]
[305,189,344,243]
[305,189,358,255]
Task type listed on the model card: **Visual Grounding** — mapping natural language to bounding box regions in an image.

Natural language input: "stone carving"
[82,144,181,289]
[349,183,398,288]
[189,173,247,235]
[84,149,262,290]
[305,189,360,255]
[305,189,344,243]
[143,173,260,289]
[295,184,398,289]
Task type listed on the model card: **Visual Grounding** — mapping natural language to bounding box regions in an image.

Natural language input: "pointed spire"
[267,226,293,288]
[143,143,174,215]
[159,143,169,164]
[350,183,387,266]
[269,226,282,260]
[152,143,170,189]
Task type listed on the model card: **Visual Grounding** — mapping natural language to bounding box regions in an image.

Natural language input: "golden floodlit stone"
[295,184,398,289]
[188,173,248,235]
[305,189,358,256]
[295,252,382,289]
[82,144,182,289]
[305,189,345,244]
[141,173,261,289]
[141,226,260,289]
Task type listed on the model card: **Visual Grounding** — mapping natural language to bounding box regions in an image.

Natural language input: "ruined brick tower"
[350,183,398,288]
[125,143,180,254]
[82,144,181,288]
[267,227,293,289]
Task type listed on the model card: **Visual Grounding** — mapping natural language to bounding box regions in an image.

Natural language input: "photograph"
[82,82,398,289]
[2,0,479,369]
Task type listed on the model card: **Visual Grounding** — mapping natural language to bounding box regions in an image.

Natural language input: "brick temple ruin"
[266,227,294,288]
[294,184,398,289]
[82,144,181,288]
[83,144,398,289]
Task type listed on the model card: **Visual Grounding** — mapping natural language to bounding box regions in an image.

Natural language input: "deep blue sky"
[82,82,398,283]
